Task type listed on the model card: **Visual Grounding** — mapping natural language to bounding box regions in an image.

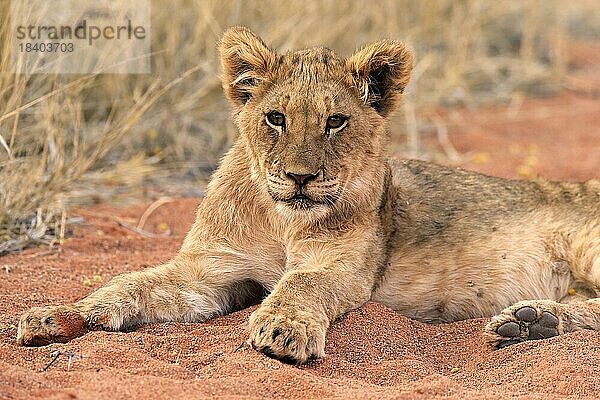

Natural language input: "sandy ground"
[1,43,599,400]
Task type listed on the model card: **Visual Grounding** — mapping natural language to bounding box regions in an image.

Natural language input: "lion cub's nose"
[286,171,319,186]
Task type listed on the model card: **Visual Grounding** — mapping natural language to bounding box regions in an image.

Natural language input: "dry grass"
[0,0,599,254]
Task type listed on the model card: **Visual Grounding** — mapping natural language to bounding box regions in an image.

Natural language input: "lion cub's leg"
[245,231,379,364]
[486,222,600,349]
[17,254,260,346]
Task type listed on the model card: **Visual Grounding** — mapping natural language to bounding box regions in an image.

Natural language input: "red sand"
[1,43,600,400]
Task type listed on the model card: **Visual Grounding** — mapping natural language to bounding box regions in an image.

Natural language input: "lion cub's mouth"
[268,182,339,211]
[284,192,318,209]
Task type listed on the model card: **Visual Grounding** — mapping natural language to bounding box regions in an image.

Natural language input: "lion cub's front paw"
[17,305,88,346]
[485,300,565,349]
[247,305,327,364]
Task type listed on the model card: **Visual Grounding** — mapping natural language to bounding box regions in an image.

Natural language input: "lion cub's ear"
[346,40,413,117]
[219,26,277,109]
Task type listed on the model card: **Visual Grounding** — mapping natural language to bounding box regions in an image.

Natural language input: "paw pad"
[494,306,559,349]
[514,306,537,322]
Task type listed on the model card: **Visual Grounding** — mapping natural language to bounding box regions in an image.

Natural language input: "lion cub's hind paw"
[485,301,562,349]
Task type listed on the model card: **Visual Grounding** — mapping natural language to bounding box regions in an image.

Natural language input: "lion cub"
[17,27,600,364]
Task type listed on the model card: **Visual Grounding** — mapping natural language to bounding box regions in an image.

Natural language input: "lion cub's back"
[387,159,598,246]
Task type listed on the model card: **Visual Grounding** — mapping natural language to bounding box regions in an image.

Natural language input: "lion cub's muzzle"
[266,168,339,210]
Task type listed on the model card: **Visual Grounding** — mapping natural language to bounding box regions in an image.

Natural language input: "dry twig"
[137,197,174,230]
[42,350,83,372]
[115,218,170,239]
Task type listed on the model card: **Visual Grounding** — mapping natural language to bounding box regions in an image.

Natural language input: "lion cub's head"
[219,27,412,219]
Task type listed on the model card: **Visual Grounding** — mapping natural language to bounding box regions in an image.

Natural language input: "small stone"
[516,165,533,177]
[472,152,490,164]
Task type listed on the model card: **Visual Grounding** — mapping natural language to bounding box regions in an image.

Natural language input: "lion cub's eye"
[266,111,286,129]
[326,114,348,133]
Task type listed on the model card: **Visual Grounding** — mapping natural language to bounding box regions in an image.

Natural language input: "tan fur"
[17,27,600,363]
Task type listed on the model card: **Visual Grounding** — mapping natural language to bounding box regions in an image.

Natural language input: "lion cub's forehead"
[270,47,353,113]
[276,47,350,86]
[274,92,335,116]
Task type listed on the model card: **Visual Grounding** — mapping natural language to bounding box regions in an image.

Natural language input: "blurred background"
[1,0,599,254]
